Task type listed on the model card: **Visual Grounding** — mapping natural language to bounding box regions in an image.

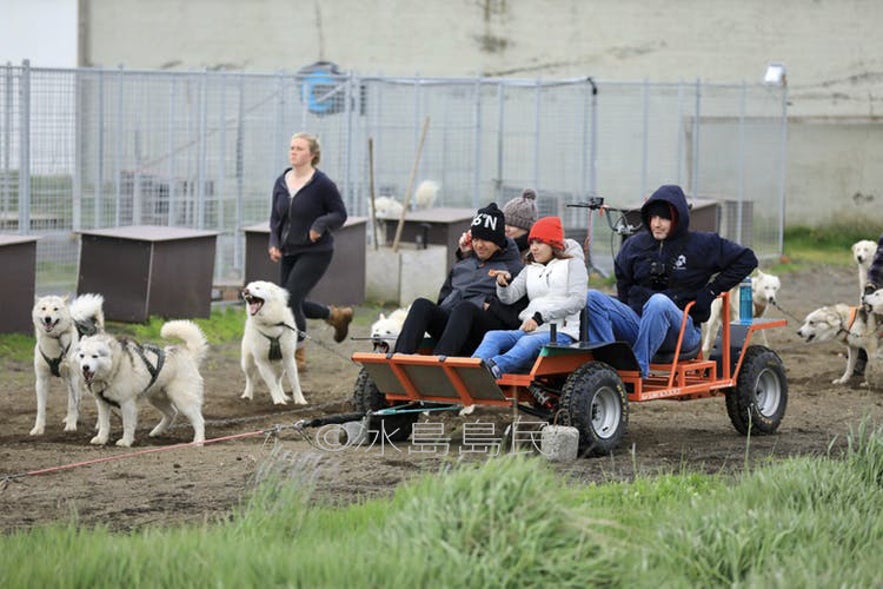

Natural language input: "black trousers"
[394,298,515,357]
[280,250,333,342]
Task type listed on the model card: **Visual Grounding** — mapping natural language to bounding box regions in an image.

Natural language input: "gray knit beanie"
[502,188,539,231]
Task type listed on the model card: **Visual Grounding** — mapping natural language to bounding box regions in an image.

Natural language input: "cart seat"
[651,341,701,364]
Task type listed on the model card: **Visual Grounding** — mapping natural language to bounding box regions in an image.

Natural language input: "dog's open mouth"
[41,317,60,332]
[242,292,264,316]
[82,366,95,384]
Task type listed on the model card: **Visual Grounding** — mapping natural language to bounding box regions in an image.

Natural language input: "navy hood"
[640,184,690,239]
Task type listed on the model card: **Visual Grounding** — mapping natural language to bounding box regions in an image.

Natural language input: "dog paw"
[272,398,288,406]
[832,377,848,385]
[115,439,133,447]
[293,397,308,406]
[63,421,77,432]
[459,404,476,416]
[29,425,45,436]
[240,391,253,400]
[90,435,107,445]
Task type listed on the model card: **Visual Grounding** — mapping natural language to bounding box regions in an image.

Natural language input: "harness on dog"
[258,322,300,362]
[38,330,72,378]
[133,343,165,391]
[39,341,70,378]
[839,306,882,338]
[88,342,165,409]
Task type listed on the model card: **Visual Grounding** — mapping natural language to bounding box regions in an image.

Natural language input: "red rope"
[2,428,272,485]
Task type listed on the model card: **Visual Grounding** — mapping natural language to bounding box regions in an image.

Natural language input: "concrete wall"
[80,0,883,227]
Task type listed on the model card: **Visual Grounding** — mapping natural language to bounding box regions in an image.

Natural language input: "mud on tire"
[559,362,629,457]
[726,346,788,435]
[351,367,418,442]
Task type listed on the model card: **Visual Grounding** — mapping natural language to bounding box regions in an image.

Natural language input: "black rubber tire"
[726,346,788,435]
[559,362,629,456]
[351,367,418,442]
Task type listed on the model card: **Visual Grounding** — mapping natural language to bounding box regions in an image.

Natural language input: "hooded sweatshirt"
[614,184,758,320]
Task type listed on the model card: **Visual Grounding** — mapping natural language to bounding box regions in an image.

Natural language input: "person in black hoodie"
[584,184,758,378]
[394,202,524,356]
[268,132,352,371]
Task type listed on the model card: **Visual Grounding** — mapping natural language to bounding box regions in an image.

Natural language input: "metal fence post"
[691,78,702,197]
[641,78,649,196]
[197,69,208,230]
[472,76,481,209]
[18,60,30,235]
[777,81,789,255]
[114,65,124,227]
[737,81,747,242]
[533,80,541,190]
[2,63,12,221]
[495,81,505,200]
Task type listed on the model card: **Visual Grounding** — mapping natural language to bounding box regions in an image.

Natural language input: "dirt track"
[2,264,883,532]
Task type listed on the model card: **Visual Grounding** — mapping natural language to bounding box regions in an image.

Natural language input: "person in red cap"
[472,216,588,377]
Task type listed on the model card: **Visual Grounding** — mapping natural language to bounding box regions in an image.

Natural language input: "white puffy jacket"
[496,238,588,340]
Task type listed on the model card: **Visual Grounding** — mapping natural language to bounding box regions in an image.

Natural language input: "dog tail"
[70,293,105,336]
[161,320,209,366]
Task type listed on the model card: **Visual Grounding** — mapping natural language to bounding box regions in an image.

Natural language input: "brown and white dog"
[796,303,879,386]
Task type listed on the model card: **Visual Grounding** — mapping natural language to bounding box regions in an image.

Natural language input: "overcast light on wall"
[0,0,77,67]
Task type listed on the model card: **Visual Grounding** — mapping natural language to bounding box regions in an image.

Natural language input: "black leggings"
[280,250,333,342]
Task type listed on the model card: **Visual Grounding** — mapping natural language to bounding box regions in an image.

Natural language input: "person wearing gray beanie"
[503,188,539,235]
[502,188,540,263]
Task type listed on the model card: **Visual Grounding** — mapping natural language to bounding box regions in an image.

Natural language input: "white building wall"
[80,0,883,226]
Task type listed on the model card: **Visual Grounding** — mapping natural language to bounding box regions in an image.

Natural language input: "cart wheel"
[559,362,628,456]
[726,346,787,435]
[351,367,418,442]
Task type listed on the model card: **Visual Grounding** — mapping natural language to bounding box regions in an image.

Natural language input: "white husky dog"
[370,306,410,340]
[701,270,781,357]
[370,180,440,219]
[852,239,878,294]
[30,293,105,436]
[240,281,306,406]
[76,320,208,447]
[77,320,208,447]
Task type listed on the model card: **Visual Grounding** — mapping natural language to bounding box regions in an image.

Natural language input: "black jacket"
[269,168,347,255]
[615,185,758,320]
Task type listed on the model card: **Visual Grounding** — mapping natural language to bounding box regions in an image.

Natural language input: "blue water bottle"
[739,276,753,323]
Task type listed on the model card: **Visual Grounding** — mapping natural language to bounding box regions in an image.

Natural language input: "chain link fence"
[1,61,786,294]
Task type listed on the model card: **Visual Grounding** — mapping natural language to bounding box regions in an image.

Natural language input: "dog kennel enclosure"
[0,61,787,294]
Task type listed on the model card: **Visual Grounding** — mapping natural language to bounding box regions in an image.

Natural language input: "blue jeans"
[472,330,575,377]
[585,290,701,377]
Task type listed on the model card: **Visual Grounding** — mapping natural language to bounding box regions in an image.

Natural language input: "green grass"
[2,424,883,587]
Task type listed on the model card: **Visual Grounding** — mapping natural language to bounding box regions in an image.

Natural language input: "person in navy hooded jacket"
[268,132,352,372]
[584,184,758,378]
